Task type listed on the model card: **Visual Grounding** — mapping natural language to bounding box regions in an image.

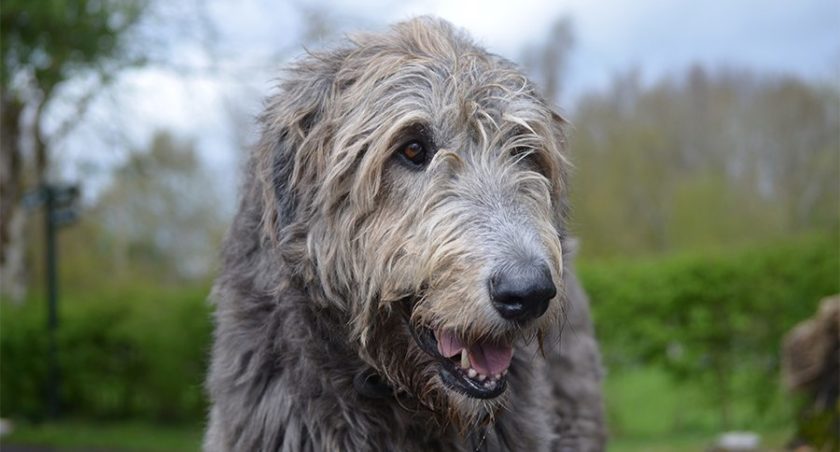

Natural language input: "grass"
[604,367,794,451]
[605,367,721,436]
[2,368,796,451]
[2,420,793,451]
[609,430,791,452]
[1,420,203,451]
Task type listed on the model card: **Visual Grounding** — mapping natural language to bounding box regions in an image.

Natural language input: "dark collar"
[353,367,395,399]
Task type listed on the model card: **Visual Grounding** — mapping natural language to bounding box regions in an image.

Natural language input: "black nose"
[489,264,556,322]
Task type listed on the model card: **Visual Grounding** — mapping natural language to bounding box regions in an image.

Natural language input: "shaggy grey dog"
[204,17,605,451]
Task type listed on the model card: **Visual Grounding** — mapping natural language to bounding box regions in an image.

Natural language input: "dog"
[204,16,605,451]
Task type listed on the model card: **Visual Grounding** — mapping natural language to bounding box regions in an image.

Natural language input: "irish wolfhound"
[205,17,605,451]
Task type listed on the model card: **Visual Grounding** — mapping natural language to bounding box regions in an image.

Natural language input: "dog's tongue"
[436,329,465,358]
[435,330,513,376]
[468,342,513,376]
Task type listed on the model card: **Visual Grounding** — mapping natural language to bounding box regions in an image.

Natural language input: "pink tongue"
[435,329,513,376]
[436,329,465,358]
[468,342,513,376]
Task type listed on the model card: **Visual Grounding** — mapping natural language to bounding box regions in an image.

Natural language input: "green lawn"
[2,368,795,451]
[609,430,791,452]
[2,420,793,452]
[2,420,204,451]
[604,367,794,451]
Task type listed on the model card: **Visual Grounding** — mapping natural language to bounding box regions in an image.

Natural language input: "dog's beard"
[357,310,508,431]
[366,304,536,433]
[396,330,510,433]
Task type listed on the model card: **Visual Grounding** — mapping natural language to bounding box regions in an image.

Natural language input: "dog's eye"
[511,146,538,165]
[512,146,531,158]
[511,146,549,176]
[399,141,428,167]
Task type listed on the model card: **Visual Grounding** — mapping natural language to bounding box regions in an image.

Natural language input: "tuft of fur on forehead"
[204,16,605,452]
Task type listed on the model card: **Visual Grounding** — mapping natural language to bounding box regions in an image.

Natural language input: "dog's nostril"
[490,264,556,322]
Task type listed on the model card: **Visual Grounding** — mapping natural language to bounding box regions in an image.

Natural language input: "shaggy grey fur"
[204,17,605,451]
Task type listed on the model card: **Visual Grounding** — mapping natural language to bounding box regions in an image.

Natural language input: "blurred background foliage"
[1,0,838,450]
[571,69,838,257]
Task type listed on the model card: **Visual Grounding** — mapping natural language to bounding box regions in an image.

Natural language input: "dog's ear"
[255,55,347,242]
[547,109,572,270]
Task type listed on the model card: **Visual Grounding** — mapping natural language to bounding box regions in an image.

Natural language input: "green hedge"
[1,287,212,423]
[580,233,839,427]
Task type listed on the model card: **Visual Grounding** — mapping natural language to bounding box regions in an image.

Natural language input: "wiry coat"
[205,17,605,451]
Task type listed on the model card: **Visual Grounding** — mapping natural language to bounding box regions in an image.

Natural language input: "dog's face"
[258,18,567,428]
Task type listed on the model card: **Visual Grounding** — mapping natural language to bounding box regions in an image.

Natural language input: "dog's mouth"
[407,320,511,399]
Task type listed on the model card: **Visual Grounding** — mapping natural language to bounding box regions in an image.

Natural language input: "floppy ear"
[548,109,571,236]
[254,55,346,243]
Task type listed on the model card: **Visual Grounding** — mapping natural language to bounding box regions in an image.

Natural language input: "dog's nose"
[489,263,556,322]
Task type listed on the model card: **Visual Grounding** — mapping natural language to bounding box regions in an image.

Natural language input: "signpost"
[23,183,80,419]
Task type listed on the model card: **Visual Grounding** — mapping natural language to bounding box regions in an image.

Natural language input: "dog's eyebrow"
[497,123,559,180]
[502,114,537,136]
[392,122,435,148]
[496,122,541,150]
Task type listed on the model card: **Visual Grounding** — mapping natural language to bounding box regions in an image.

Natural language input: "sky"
[51,0,840,206]
[419,0,839,101]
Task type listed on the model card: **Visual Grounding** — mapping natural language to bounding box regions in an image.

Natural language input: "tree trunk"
[0,93,26,301]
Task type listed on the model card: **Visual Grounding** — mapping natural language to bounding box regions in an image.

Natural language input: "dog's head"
[256,17,568,428]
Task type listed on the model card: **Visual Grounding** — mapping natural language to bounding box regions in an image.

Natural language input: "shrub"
[580,233,839,429]
[1,286,212,423]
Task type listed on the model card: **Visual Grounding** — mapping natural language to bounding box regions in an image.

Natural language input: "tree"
[521,16,575,104]
[75,131,226,285]
[1,0,147,299]
[569,68,839,258]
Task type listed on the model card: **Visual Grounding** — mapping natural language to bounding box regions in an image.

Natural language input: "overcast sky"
[53,0,839,205]
[201,0,839,103]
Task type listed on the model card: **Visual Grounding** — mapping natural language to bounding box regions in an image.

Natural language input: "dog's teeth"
[467,368,477,378]
[494,373,501,380]
[460,349,469,369]
[501,369,508,376]
[484,380,495,389]
[477,373,486,381]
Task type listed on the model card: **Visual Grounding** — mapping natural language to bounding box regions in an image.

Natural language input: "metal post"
[24,182,77,419]
[44,185,60,419]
